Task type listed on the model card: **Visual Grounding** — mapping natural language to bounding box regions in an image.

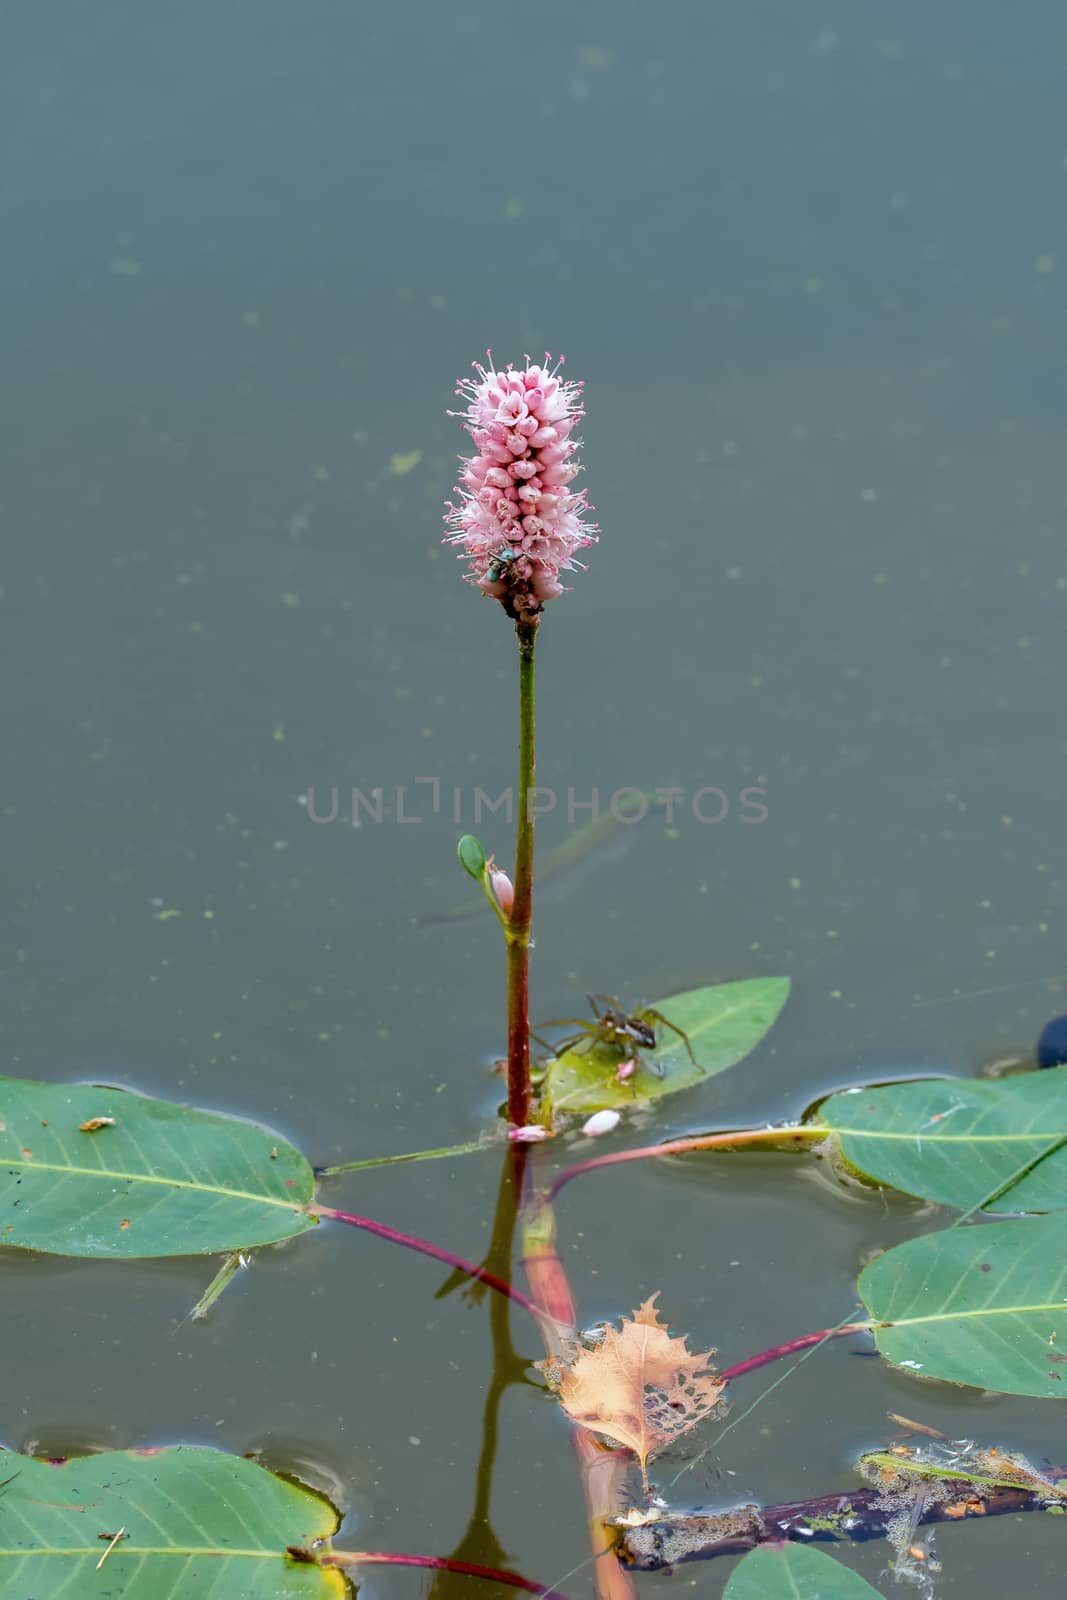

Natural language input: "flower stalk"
[504,615,538,1126]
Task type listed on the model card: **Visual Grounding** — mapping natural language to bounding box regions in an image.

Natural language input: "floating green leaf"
[819,1071,1067,1213]
[0,1446,342,1598]
[725,1543,884,1599]
[0,1078,316,1259]
[859,1214,1067,1397]
[540,978,790,1118]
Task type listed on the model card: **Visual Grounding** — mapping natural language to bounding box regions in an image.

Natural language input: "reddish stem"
[519,1194,578,1349]
[505,615,539,1127]
[719,1321,872,1382]
[312,1203,540,1318]
[548,1125,814,1202]
[313,1548,570,1595]
[521,1192,637,1600]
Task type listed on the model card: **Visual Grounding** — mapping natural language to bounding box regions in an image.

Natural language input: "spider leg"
[638,1047,666,1080]
[642,1010,701,1071]
[539,1029,600,1059]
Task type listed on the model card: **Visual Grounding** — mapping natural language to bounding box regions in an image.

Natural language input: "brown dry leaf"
[556,1294,725,1488]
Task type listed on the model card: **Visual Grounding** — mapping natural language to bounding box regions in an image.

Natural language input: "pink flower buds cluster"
[445,353,598,614]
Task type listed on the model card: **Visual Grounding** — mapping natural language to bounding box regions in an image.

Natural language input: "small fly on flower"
[486,547,519,584]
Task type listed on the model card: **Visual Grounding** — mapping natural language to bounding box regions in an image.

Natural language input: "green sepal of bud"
[457,834,488,883]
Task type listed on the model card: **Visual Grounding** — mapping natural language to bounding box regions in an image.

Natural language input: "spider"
[533,994,700,1079]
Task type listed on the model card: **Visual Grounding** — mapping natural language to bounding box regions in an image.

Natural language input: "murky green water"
[3,2,1065,1594]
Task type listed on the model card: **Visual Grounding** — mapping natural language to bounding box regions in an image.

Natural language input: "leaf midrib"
[661,995,760,1045]
[827,1125,1066,1145]
[0,1544,289,1558]
[0,1155,306,1212]
[878,1299,1067,1328]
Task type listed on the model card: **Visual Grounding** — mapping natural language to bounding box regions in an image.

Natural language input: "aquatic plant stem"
[548,1124,817,1201]
[311,1203,540,1317]
[315,1138,488,1176]
[505,615,539,1127]
[182,1250,247,1324]
[305,1549,570,1595]
[719,1320,872,1382]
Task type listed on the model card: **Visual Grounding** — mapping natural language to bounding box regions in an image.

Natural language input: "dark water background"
[2,1,1066,1594]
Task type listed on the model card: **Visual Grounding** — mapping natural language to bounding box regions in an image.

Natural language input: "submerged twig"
[618,1465,1067,1568]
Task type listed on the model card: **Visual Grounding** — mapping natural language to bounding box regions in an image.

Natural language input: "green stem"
[183,1250,248,1323]
[316,1139,488,1176]
[505,616,539,1127]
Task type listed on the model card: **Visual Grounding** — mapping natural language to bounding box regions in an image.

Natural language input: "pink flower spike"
[445,353,598,616]
[508,1124,552,1143]
[581,1109,621,1138]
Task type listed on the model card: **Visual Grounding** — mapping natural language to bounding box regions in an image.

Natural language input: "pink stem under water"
[312,1548,570,1595]
[719,1321,872,1382]
[313,1203,540,1318]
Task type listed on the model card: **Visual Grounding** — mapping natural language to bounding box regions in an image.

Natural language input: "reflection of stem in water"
[427,1147,533,1600]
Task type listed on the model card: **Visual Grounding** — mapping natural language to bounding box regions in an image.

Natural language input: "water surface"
[3,2,1066,1594]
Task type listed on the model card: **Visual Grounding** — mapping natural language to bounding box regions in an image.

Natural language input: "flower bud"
[488,866,514,915]
[581,1109,621,1138]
